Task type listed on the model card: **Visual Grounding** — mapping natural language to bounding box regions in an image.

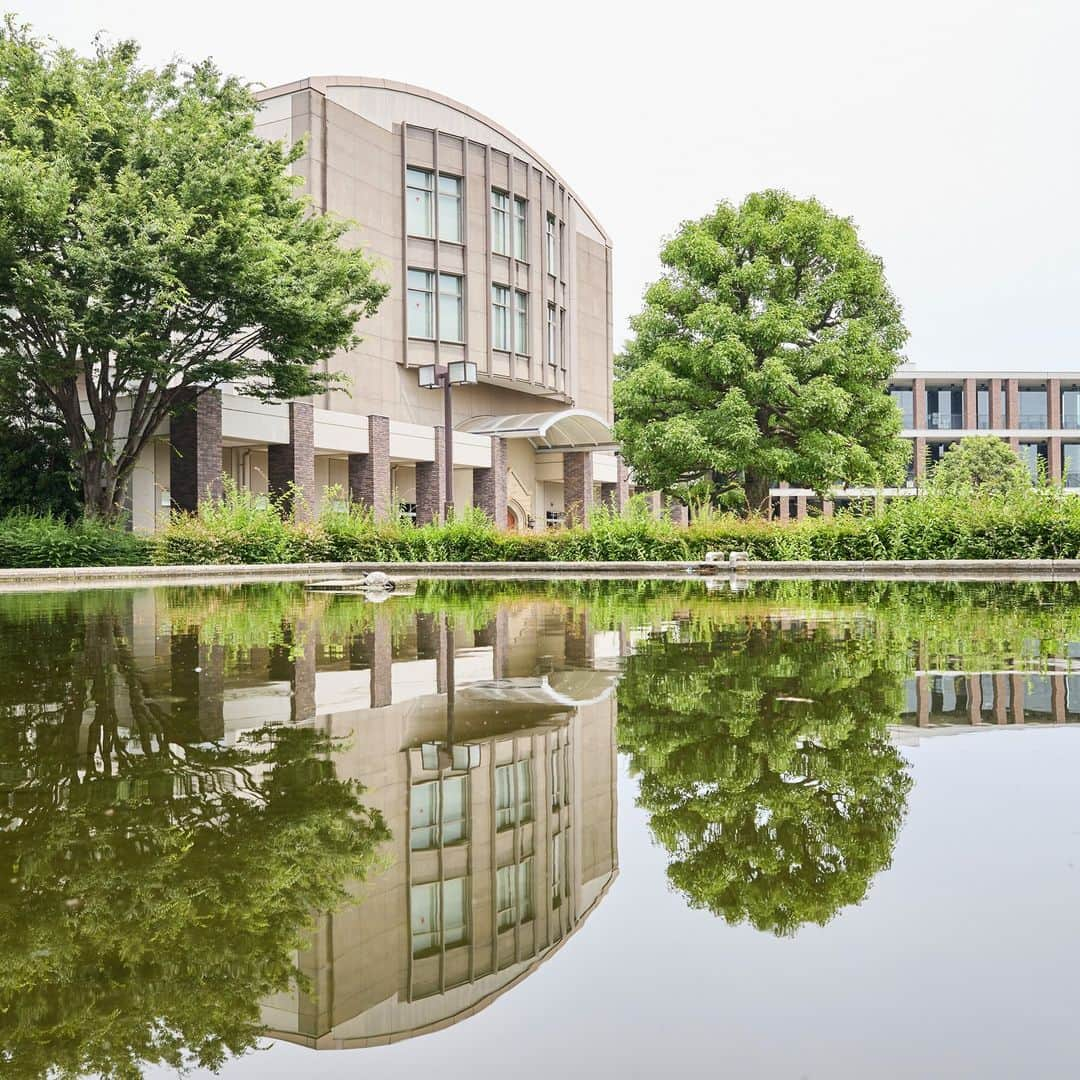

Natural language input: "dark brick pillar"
[169,388,223,511]
[615,454,630,511]
[913,378,927,428]
[963,377,977,429]
[1048,378,1062,428]
[1005,379,1020,429]
[990,379,1004,429]
[473,436,508,526]
[291,623,317,723]
[348,414,391,521]
[914,437,928,478]
[563,451,593,525]
[268,402,315,518]
[415,427,445,525]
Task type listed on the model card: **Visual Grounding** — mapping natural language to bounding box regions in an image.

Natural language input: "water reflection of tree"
[617,620,912,936]
[0,606,388,1079]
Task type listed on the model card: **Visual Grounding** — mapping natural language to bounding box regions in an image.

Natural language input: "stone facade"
[415,426,445,525]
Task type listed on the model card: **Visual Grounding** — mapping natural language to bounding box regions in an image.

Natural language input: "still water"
[2,578,1078,1078]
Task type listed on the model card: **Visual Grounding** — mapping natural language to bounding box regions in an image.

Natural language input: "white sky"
[19,0,1080,372]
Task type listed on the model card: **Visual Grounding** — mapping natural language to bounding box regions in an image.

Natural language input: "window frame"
[492,284,511,351]
[491,189,510,255]
[514,290,529,355]
[407,268,435,340]
[437,272,464,343]
[437,173,463,244]
[513,196,528,260]
[406,168,434,238]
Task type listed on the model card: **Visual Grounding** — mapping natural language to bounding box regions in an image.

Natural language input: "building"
[771,367,1080,520]
[127,77,623,532]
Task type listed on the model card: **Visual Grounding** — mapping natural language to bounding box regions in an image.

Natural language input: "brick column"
[967,675,982,725]
[415,427,445,525]
[1048,379,1062,429]
[1011,674,1025,724]
[1052,677,1066,723]
[169,388,222,512]
[963,377,977,429]
[916,673,930,727]
[369,609,392,708]
[989,379,1004,430]
[914,437,927,478]
[268,402,315,518]
[1005,379,1020,429]
[823,497,834,518]
[913,378,927,428]
[993,673,1009,724]
[1049,436,1062,482]
[290,621,317,723]
[563,451,594,525]
[778,483,790,523]
[475,610,509,679]
[170,632,224,741]
[795,494,807,521]
[472,436,508,526]
[348,414,391,521]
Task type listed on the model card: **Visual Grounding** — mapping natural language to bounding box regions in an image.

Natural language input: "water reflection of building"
[217,602,622,1050]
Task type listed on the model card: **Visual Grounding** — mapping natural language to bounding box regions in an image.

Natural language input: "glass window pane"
[515,291,529,354]
[516,759,533,823]
[406,169,433,237]
[443,878,467,946]
[1064,444,1080,487]
[495,763,513,829]
[411,882,439,956]
[442,775,466,845]
[491,190,509,254]
[410,781,438,851]
[518,859,533,922]
[407,270,434,339]
[1019,387,1048,428]
[514,197,527,259]
[546,213,556,270]
[438,273,462,342]
[496,865,515,930]
[1063,389,1080,430]
[492,285,510,351]
[438,174,461,243]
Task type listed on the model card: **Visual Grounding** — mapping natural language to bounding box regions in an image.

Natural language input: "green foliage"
[617,617,913,935]
[0,512,151,568]
[0,422,81,517]
[0,19,387,519]
[927,436,1033,496]
[613,190,911,510]
[0,604,388,1079]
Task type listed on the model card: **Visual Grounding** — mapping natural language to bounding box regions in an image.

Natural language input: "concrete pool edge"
[2,558,1080,591]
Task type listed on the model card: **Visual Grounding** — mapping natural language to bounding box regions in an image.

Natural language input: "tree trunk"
[80,451,127,522]
[743,472,772,518]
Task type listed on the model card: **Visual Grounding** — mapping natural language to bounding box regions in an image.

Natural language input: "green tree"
[927,435,1033,496]
[0,601,389,1078]
[617,618,912,935]
[0,20,387,520]
[614,190,910,512]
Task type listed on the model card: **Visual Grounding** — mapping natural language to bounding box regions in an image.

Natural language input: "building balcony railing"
[1062,416,1080,430]
[1018,412,1049,429]
[1064,471,1080,488]
[926,411,965,430]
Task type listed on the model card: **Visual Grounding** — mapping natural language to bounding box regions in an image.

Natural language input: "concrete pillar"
[913,378,927,428]
[963,377,977,429]
[989,379,1004,430]
[268,402,315,518]
[668,499,689,527]
[475,610,509,680]
[1049,436,1063,482]
[473,436,508,527]
[290,623,317,724]
[563,451,594,525]
[1009,436,1020,453]
[415,427,446,525]
[823,498,834,519]
[1006,379,1020,429]
[600,482,618,509]
[795,494,808,521]
[968,674,982,725]
[564,611,593,667]
[778,484,790,523]
[348,414,391,521]
[1049,378,1062,429]
[169,388,223,512]
[416,613,449,694]
[615,454,631,511]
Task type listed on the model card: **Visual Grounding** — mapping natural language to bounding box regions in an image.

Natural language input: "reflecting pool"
[1,579,1079,1078]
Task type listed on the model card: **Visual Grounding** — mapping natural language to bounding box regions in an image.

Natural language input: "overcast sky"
[19,0,1080,372]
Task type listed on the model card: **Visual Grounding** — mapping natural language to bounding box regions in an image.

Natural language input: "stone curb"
[1,558,1080,592]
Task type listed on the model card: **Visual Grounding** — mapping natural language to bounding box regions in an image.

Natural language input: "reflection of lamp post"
[418,361,478,521]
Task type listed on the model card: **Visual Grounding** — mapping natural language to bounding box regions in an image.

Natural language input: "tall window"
[546,304,558,367]
[495,760,533,830]
[492,284,510,350]
[438,175,463,243]
[1018,441,1047,481]
[889,387,914,427]
[545,213,557,272]
[514,290,529,353]
[438,273,463,342]
[1019,386,1048,429]
[410,776,467,851]
[1064,444,1080,486]
[550,746,566,809]
[551,832,565,908]
[491,189,510,254]
[926,386,963,430]
[411,878,467,956]
[977,385,990,429]
[407,269,435,338]
[1063,387,1080,429]
[406,168,434,237]
[513,197,527,259]
[496,858,534,931]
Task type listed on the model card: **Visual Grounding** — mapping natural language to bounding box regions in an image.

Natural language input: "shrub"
[0,513,151,568]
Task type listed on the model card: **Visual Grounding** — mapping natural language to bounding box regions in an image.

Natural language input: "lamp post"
[418,361,478,521]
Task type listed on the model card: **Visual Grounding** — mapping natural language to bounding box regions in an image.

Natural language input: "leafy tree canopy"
[614,190,911,511]
[0,19,388,519]
[617,617,912,935]
[0,603,388,1078]
[926,435,1033,496]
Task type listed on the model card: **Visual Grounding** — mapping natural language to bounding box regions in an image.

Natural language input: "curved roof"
[255,76,610,245]
[457,409,615,450]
